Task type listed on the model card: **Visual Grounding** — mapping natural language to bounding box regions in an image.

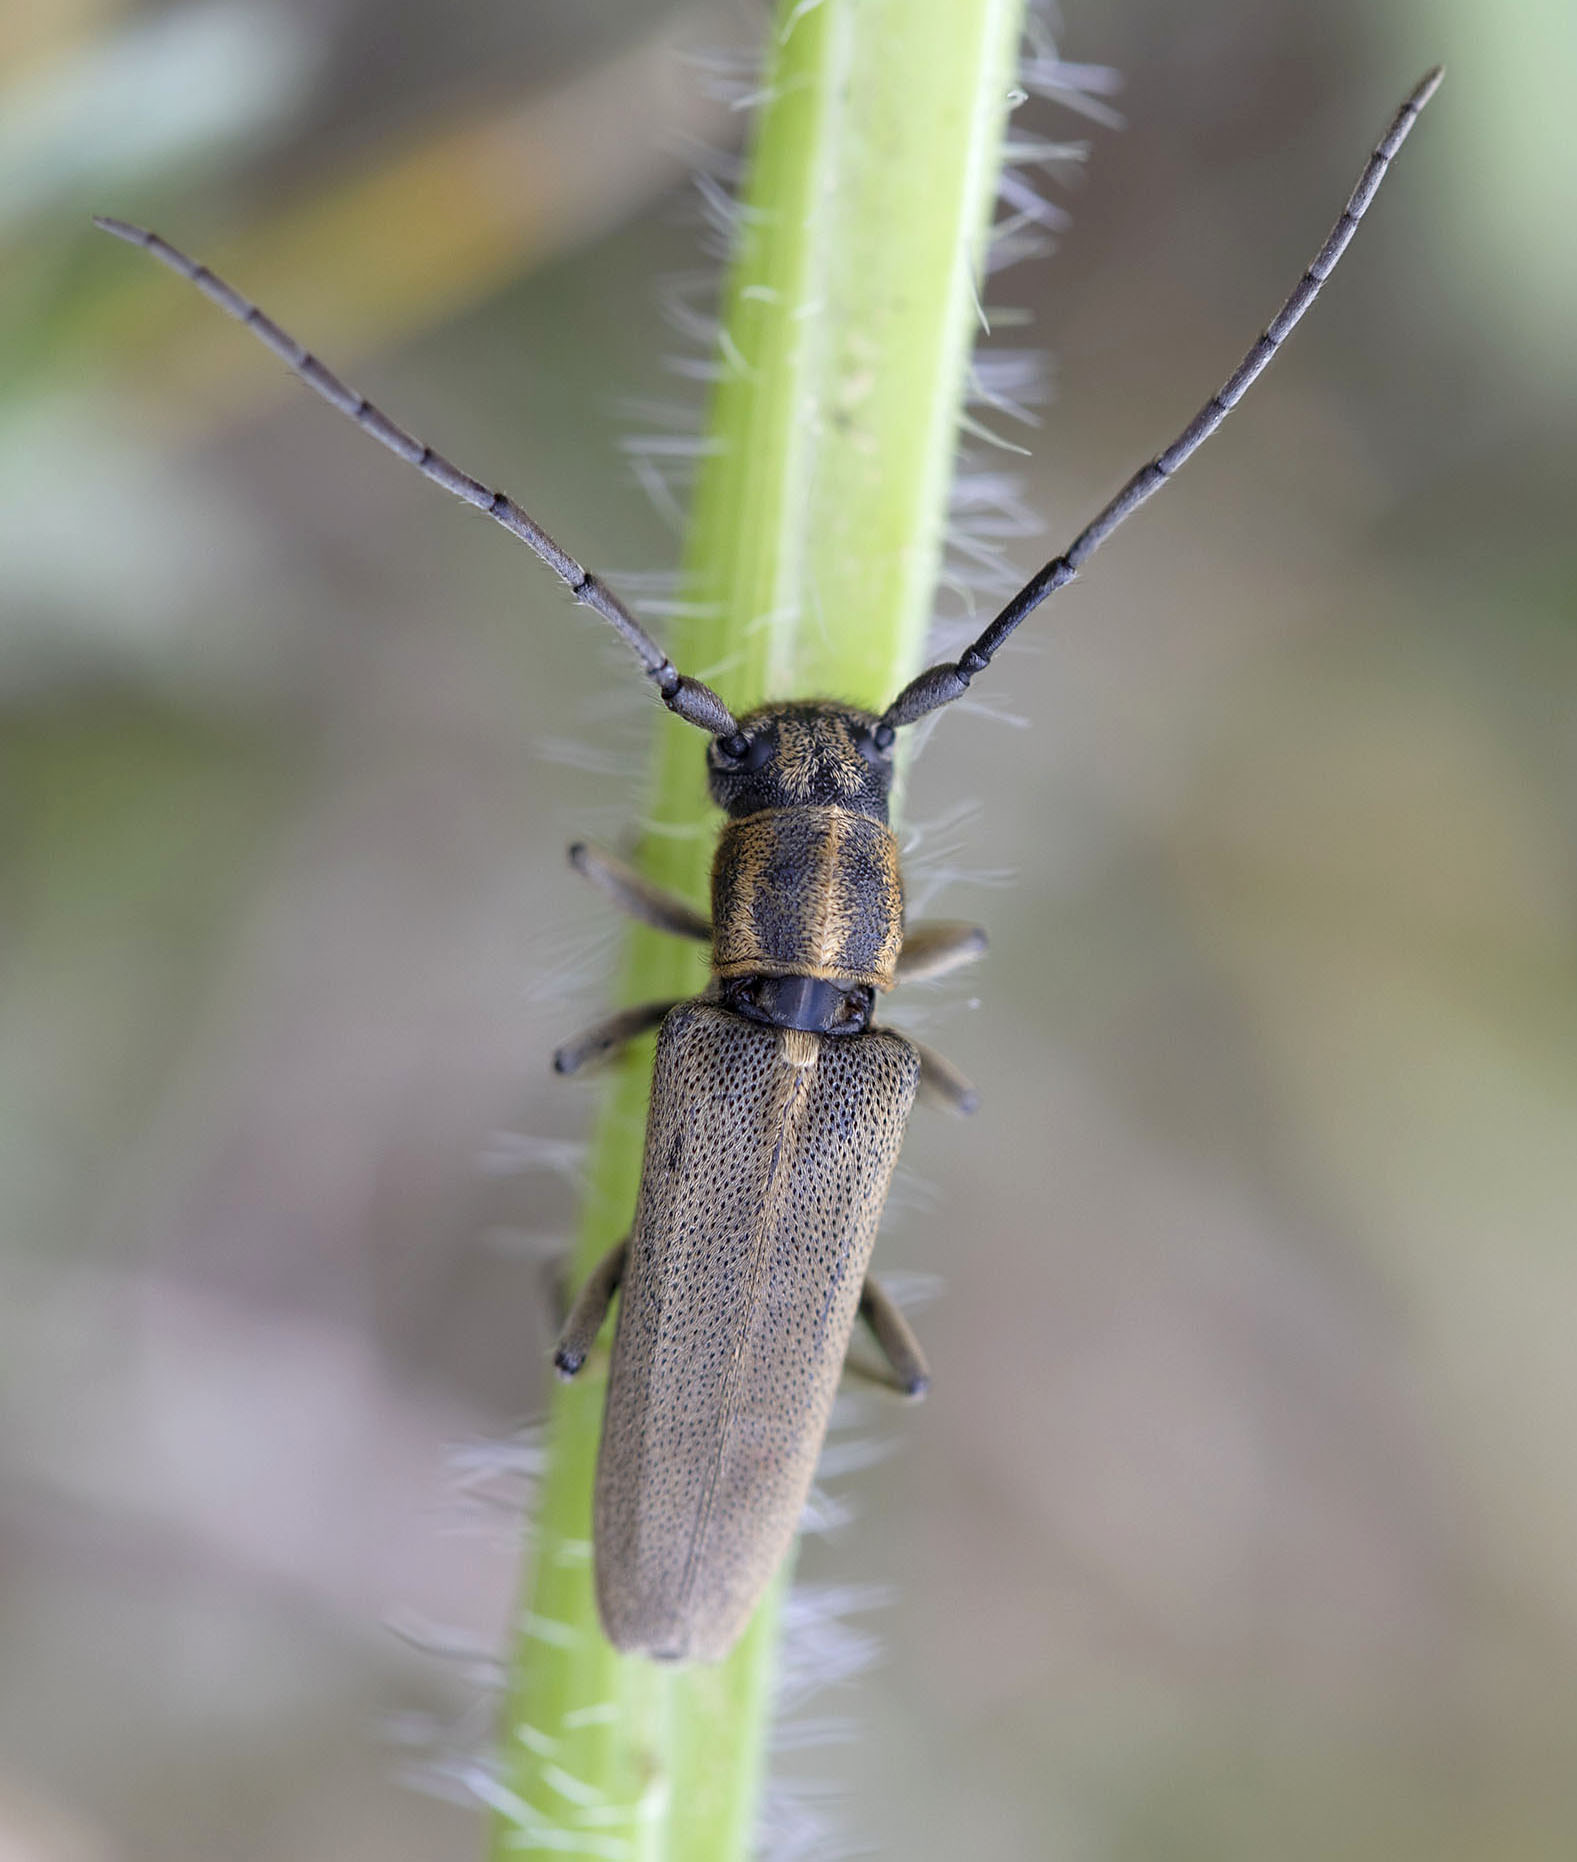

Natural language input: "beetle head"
[706,701,895,820]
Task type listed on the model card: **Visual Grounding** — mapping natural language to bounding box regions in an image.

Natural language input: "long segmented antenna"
[881,66,1443,735]
[92,216,740,741]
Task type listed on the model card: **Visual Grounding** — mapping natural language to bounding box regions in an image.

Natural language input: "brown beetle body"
[98,65,1440,1667]
[595,1002,918,1663]
[553,702,961,1659]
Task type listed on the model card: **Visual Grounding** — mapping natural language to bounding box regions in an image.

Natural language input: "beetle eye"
[852,725,892,767]
[712,730,775,772]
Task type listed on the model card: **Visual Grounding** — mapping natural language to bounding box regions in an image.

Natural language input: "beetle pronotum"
[98,66,1441,1664]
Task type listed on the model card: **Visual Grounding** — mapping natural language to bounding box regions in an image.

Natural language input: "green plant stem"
[490,1,1026,1856]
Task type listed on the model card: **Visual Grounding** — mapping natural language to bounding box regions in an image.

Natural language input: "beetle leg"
[553,1238,629,1378]
[568,843,711,941]
[858,1276,931,1400]
[553,1000,682,1075]
[895,920,987,984]
[908,1038,980,1116]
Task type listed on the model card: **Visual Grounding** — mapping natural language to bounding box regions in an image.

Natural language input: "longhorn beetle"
[97,67,1441,1664]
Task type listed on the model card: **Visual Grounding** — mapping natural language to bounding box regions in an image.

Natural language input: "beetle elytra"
[96,65,1441,1664]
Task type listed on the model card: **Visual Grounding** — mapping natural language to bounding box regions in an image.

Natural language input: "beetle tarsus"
[909,1037,981,1116]
[552,1238,628,1378]
[858,1274,932,1400]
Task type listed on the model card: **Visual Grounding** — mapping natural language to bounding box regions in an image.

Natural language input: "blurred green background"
[3,0,1575,1857]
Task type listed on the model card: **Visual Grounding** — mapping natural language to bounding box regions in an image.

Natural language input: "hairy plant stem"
[490,1,1027,1855]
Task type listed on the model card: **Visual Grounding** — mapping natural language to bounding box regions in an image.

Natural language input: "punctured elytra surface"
[595,1002,920,1661]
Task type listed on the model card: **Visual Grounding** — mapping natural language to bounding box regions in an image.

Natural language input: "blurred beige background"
[3,0,1575,1857]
